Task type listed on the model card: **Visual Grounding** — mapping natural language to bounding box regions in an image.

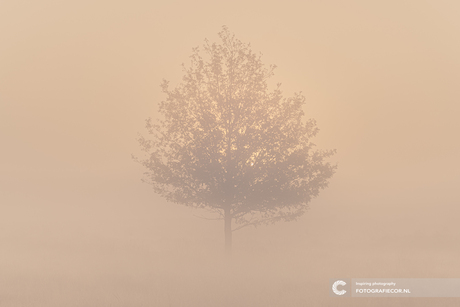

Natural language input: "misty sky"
[1,1,460,306]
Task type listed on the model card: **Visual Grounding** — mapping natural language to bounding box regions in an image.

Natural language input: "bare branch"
[193,214,223,221]
[232,216,283,232]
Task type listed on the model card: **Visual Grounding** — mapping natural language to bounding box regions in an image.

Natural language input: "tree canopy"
[136,26,336,253]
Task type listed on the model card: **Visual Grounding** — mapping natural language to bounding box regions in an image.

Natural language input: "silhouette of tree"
[136,26,336,254]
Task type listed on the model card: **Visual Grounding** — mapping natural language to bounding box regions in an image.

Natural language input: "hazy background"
[1,0,459,306]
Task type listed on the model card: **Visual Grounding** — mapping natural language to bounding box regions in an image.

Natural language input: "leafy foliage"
[136,26,336,230]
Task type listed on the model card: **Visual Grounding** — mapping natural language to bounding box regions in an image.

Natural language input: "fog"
[1,0,460,306]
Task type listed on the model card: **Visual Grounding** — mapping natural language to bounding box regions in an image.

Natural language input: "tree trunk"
[224,209,232,256]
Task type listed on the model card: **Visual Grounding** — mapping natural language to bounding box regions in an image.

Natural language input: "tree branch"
[232,216,283,232]
[193,214,223,221]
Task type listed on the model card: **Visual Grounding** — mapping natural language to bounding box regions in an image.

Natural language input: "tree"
[136,26,336,255]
